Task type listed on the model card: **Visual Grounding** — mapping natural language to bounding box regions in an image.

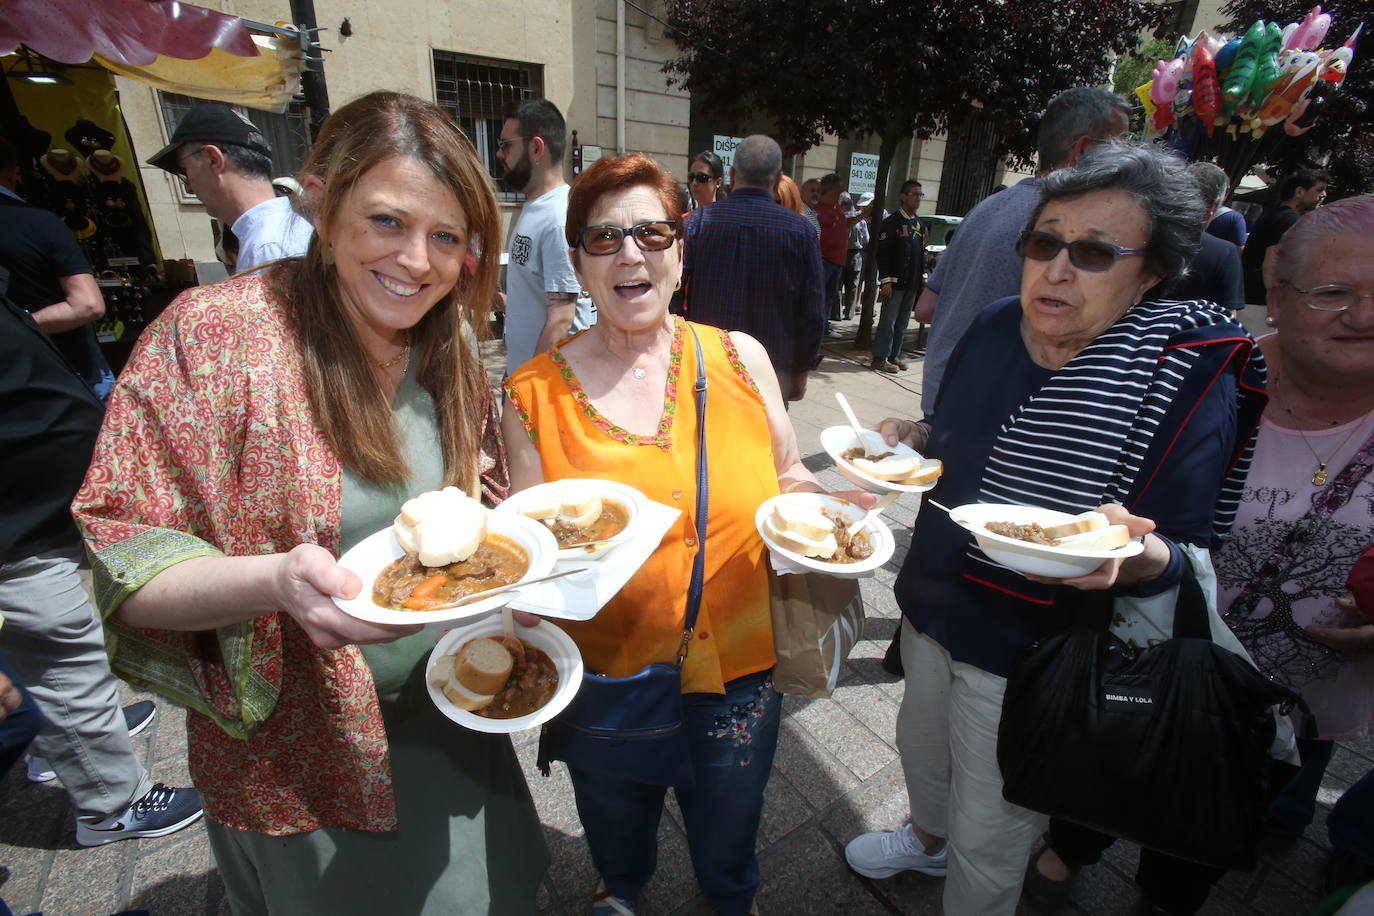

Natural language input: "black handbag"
[536,327,710,787]
[997,557,1309,870]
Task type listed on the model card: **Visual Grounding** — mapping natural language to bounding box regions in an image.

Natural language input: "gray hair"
[1190,161,1229,206]
[1029,139,1205,284]
[733,135,782,186]
[1037,87,1131,170]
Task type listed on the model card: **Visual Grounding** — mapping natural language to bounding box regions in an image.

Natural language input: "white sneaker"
[24,753,56,783]
[845,823,949,878]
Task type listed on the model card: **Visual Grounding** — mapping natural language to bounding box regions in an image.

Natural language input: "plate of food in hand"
[496,478,643,560]
[426,616,582,733]
[948,504,1144,578]
[754,492,895,577]
[334,486,560,627]
[820,426,943,494]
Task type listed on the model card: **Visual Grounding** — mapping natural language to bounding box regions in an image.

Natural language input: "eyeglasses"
[1282,280,1374,312]
[688,172,714,184]
[577,220,679,256]
[496,136,529,152]
[174,147,205,190]
[1017,229,1146,272]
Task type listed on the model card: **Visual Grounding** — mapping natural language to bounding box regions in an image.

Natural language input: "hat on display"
[147,105,273,173]
[40,148,86,182]
[858,192,875,207]
[88,149,127,182]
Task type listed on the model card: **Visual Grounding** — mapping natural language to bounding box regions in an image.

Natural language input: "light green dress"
[206,364,549,915]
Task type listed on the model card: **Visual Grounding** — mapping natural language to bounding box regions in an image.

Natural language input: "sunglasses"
[1017,229,1146,272]
[578,220,679,256]
[688,172,714,184]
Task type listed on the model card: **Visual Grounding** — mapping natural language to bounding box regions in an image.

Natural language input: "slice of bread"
[430,654,496,711]
[895,458,943,486]
[558,483,603,528]
[1055,524,1131,551]
[393,486,488,567]
[851,454,922,481]
[763,514,838,559]
[453,637,514,695]
[518,490,561,521]
[770,496,834,541]
[1041,511,1110,540]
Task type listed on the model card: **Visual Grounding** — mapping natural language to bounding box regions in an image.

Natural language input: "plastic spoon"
[846,491,901,536]
[834,392,869,448]
[428,566,592,612]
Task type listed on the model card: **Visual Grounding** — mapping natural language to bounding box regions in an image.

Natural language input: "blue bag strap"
[676,324,709,666]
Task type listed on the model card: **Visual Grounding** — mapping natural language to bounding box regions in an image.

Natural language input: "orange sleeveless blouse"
[504,318,778,694]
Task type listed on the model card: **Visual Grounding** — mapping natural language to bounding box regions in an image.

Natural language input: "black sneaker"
[25,700,157,783]
[75,783,204,846]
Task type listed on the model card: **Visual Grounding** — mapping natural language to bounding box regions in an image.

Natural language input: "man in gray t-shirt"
[497,99,595,372]
[913,87,1131,416]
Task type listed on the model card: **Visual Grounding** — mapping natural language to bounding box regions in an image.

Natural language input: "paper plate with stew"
[948,503,1143,578]
[334,487,559,627]
[496,478,643,560]
[426,615,583,733]
[754,492,895,578]
[820,426,943,494]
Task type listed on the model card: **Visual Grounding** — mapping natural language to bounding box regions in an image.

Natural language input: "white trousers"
[896,619,1046,916]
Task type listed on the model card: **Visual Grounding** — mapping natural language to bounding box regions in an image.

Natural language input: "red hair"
[565,153,683,249]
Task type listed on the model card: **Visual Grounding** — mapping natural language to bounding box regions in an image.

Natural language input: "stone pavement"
[2,316,1367,916]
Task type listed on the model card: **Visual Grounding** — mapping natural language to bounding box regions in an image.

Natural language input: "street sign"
[849,153,879,195]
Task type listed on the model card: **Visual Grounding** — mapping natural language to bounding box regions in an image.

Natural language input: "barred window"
[433,51,543,202]
[157,91,309,202]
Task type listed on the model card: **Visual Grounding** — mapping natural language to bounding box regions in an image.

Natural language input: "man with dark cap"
[148,106,312,271]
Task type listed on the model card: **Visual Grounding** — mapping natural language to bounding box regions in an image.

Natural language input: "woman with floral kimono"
[71,92,547,915]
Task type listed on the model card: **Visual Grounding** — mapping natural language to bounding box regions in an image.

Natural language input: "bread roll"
[1055,524,1131,551]
[769,495,834,541]
[851,454,921,481]
[1041,511,1109,540]
[453,637,514,695]
[895,458,943,486]
[764,515,838,559]
[442,679,496,712]
[518,491,561,521]
[558,483,603,528]
[392,486,488,567]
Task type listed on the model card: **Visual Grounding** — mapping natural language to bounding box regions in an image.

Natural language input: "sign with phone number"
[849,153,879,195]
[713,135,744,170]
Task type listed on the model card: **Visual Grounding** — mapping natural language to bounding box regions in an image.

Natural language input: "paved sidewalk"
[1,317,1365,915]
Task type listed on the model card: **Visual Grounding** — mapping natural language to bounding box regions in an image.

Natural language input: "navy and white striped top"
[896,297,1266,675]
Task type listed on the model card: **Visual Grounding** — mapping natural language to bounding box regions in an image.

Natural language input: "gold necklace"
[1271,373,1365,486]
[375,331,410,370]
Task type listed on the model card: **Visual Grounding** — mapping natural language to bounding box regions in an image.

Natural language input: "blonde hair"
[775,174,805,214]
[268,91,501,492]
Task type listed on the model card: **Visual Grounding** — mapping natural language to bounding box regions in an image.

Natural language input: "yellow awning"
[94,34,303,113]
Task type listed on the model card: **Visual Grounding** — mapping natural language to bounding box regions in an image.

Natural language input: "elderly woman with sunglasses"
[504,153,871,916]
[843,140,1266,916]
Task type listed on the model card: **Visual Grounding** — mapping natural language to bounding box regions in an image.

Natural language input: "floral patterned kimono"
[72,274,546,912]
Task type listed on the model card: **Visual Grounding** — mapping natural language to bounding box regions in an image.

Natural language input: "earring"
[1265,315,1276,326]
[579,289,590,298]
[674,279,682,291]
[323,244,335,267]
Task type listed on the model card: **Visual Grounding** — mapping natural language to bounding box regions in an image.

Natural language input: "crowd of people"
[1,78,1371,916]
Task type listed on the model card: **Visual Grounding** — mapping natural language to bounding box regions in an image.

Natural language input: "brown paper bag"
[768,572,864,698]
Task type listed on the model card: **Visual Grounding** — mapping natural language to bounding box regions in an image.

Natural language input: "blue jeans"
[567,670,781,915]
[824,261,843,328]
[873,285,919,361]
[0,651,43,780]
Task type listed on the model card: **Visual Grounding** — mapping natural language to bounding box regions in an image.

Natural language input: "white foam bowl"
[426,617,583,733]
[820,426,940,494]
[754,493,895,577]
[949,503,1144,578]
[334,512,559,628]
[495,478,644,561]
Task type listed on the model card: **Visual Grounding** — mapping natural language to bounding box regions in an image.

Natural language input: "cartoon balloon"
[1222,22,1265,115]
[1249,21,1285,108]
[1191,42,1222,134]
[1257,51,1321,129]
[1292,6,1332,50]
[1151,57,1185,107]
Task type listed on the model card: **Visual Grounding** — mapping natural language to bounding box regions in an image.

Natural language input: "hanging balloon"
[1191,42,1221,135]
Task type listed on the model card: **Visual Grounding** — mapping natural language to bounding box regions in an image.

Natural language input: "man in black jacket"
[871,180,928,372]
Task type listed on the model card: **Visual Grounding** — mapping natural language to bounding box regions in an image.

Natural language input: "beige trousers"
[896,619,1046,916]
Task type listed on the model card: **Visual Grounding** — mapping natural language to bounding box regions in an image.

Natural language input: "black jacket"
[875,210,927,290]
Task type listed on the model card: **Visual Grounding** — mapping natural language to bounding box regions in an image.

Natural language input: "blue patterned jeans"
[567,670,781,915]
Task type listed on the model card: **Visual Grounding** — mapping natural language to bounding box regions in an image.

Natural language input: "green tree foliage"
[1219,0,1372,196]
[663,0,1168,342]
[1114,38,1177,100]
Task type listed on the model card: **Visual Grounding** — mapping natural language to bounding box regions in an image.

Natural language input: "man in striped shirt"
[679,135,826,403]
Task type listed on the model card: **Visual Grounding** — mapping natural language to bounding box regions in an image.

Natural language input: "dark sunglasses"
[688,172,714,184]
[1016,229,1146,272]
[578,220,679,256]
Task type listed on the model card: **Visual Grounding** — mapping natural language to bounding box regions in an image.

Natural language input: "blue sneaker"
[75,783,204,846]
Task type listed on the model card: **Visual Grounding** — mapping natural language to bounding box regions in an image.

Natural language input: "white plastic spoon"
[846,491,901,536]
[834,392,869,448]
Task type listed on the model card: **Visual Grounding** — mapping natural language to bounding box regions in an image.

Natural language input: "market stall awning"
[1,0,303,112]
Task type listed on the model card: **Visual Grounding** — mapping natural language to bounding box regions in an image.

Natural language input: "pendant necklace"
[1272,372,1363,486]
[375,331,411,372]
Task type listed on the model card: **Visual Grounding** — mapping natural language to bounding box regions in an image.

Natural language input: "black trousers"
[1048,818,1225,915]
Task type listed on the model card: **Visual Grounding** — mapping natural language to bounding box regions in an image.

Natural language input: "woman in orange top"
[504,152,870,916]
